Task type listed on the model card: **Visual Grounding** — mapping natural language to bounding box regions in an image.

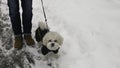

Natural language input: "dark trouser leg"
[21,0,33,35]
[7,0,22,35]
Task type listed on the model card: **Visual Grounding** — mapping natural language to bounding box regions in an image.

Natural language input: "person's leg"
[21,0,33,35]
[21,0,35,46]
[7,0,23,49]
[7,0,22,35]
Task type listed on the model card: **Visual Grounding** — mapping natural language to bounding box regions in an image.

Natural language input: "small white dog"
[35,22,63,55]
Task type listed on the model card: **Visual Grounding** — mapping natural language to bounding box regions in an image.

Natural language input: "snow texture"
[0,0,120,68]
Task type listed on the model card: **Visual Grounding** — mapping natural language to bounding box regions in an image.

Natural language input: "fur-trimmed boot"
[14,36,23,49]
[24,35,35,46]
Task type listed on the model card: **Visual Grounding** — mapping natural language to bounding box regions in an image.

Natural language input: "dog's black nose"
[51,43,54,47]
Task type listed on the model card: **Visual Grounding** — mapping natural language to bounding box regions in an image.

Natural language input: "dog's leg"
[47,58,52,67]
[47,59,59,68]
[46,54,60,68]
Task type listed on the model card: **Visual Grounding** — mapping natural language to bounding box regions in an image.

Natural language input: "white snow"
[2,0,120,68]
[32,0,120,68]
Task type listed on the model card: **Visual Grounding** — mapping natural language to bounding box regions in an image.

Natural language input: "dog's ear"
[43,34,48,46]
[57,34,64,45]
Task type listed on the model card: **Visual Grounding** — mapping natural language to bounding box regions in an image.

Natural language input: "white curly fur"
[38,21,49,30]
[38,22,63,67]
[43,32,63,50]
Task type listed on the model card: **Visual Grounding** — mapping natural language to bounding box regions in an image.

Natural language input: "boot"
[14,36,23,49]
[24,35,35,46]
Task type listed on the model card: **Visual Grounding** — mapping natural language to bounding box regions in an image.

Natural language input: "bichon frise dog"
[35,22,63,55]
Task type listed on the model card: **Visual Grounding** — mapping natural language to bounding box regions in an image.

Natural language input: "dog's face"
[43,32,63,50]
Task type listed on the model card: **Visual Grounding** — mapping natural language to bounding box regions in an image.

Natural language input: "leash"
[40,0,49,28]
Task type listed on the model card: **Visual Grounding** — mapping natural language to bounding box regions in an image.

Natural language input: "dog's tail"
[38,21,49,30]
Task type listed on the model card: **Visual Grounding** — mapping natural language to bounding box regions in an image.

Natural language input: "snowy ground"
[2,0,120,68]
[32,0,120,68]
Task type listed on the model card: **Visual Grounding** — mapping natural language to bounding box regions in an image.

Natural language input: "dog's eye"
[54,40,57,42]
[48,40,52,42]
